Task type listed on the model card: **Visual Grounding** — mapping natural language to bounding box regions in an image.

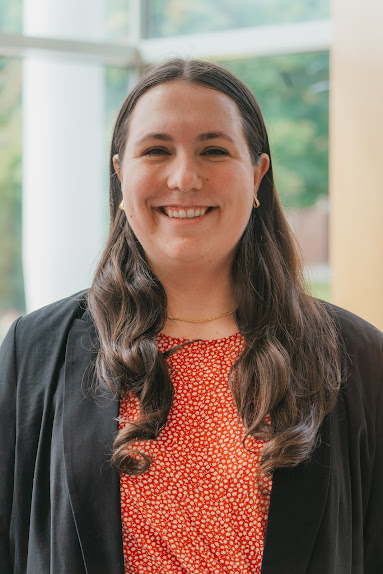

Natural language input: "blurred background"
[1,0,382,339]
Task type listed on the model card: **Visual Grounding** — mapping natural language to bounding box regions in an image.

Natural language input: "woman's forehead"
[127,80,245,141]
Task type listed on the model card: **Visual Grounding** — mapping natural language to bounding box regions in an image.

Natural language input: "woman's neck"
[153,262,239,341]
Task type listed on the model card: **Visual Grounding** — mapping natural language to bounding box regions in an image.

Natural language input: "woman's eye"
[142,147,170,156]
[202,148,229,156]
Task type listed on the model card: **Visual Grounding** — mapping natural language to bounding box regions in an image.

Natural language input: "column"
[23,0,106,311]
[330,0,383,329]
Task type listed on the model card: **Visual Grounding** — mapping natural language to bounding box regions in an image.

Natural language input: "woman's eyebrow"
[197,132,235,143]
[136,131,235,145]
[136,133,173,144]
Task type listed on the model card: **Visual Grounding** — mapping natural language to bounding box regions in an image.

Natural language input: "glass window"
[144,0,330,38]
[0,0,22,33]
[105,0,131,42]
[0,52,133,339]
[0,0,331,335]
[221,52,329,208]
[0,57,24,338]
[221,53,330,299]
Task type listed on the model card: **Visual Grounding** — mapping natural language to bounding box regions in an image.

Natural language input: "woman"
[0,58,382,574]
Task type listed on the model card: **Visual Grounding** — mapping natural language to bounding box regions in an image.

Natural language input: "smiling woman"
[1,58,382,574]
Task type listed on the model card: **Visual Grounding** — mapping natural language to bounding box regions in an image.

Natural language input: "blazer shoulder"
[322,301,383,357]
[15,289,89,340]
[321,302,383,413]
[3,290,91,369]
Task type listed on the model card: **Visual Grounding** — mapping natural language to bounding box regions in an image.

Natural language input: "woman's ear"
[253,153,270,194]
[113,154,121,181]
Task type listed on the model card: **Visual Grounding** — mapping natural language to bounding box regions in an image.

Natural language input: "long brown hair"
[88,58,341,475]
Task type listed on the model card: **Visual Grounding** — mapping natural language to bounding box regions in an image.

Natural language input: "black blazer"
[0,292,382,574]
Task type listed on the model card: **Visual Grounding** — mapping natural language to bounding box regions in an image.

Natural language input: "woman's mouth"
[159,206,214,219]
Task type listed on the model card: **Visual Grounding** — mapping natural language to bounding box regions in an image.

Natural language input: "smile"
[159,206,213,219]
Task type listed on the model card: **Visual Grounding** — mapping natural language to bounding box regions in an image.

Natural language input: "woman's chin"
[143,242,206,268]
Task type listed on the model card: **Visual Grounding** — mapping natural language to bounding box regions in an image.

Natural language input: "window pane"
[0,57,24,339]
[144,0,330,38]
[221,52,329,208]
[221,53,330,296]
[0,52,133,338]
[105,0,131,41]
[1,0,131,43]
[0,0,23,33]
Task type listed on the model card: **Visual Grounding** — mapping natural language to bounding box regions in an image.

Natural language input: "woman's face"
[114,80,269,273]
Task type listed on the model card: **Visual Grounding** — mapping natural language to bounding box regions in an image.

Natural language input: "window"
[144,0,330,38]
[0,0,331,338]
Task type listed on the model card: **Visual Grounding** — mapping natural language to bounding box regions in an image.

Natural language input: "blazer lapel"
[63,317,125,573]
[260,417,331,574]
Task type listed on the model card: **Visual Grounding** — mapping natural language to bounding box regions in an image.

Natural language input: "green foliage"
[221,53,329,207]
[105,0,131,40]
[0,58,24,313]
[145,0,329,38]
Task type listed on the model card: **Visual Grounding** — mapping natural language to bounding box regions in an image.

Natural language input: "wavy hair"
[88,58,342,475]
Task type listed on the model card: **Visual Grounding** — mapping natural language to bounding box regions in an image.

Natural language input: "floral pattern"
[120,333,272,573]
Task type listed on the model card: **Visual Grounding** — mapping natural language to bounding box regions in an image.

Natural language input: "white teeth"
[162,207,208,219]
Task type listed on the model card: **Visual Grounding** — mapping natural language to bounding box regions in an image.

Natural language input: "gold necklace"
[167,307,238,323]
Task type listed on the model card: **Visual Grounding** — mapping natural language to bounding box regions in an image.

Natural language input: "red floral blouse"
[119,332,272,573]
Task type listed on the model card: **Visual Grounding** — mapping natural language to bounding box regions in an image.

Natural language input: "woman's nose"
[167,156,203,192]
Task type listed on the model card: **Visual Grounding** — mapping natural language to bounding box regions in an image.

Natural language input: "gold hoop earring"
[253,195,260,209]
[119,200,125,211]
